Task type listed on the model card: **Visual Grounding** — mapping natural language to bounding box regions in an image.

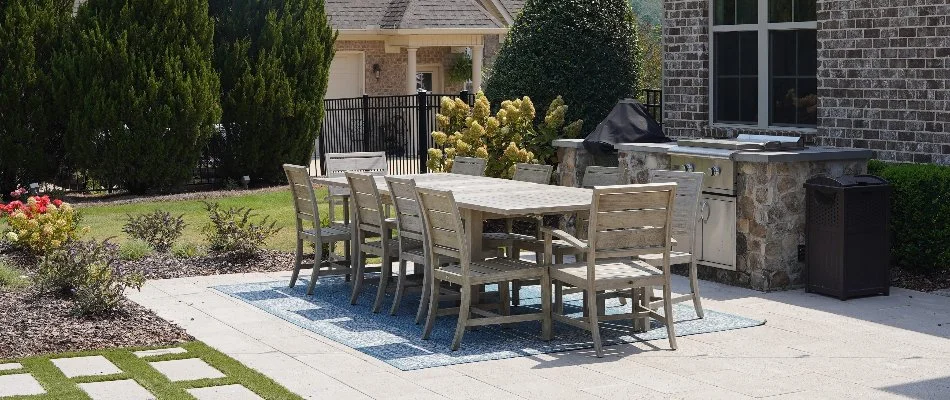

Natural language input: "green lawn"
[0,341,302,400]
[78,188,339,253]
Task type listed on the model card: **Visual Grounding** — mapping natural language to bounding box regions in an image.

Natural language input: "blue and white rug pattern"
[214,276,764,370]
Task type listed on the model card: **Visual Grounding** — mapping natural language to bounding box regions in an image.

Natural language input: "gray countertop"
[614,142,873,163]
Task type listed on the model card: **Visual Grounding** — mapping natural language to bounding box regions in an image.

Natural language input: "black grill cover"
[583,99,671,155]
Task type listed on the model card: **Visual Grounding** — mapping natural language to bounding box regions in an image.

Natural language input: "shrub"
[202,202,280,258]
[171,243,203,259]
[37,239,144,314]
[868,160,950,276]
[0,261,29,289]
[485,0,642,135]
[210,0,337,184]
[637,23,662,93]
[119,240,153,261]
[1,196,81,254]
[0,0,72,196]
[427,93,582,178]
[62,0,221,194]
[123,211,186,252]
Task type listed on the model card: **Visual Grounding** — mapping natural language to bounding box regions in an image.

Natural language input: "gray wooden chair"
[415,186,552,351]
[283,164,352,295]
[324,152,388,225]
[450,157,487,176]
[483,163,555,254]
[543,183,679,357]
[582,166,623,188]
[635,170,706,318]
[345,172,418,313]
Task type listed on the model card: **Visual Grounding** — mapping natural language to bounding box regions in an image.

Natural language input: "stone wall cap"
[734,147,874,163]
[552,139,587,148]
[614,142,676,153]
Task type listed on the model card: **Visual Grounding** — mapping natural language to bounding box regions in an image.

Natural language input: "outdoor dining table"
[310,173,593,262]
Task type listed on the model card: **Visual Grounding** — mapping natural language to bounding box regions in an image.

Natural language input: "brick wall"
[662,0,950,165]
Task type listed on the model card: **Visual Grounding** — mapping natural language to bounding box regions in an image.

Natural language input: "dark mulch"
[129,250,299,280]
[0,289,192,359]
[891,268,950,293]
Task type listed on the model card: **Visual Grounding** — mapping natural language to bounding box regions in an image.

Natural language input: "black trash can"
[804,175,891,300]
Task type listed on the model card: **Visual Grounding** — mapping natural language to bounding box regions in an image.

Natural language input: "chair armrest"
[540,227,588,250]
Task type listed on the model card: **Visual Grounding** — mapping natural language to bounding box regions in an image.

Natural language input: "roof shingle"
[327,0,502,30]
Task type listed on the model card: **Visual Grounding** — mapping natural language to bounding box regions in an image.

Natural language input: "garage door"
[326,52,364,99]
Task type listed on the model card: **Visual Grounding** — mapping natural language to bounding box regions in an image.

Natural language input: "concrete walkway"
[128,271,950,400]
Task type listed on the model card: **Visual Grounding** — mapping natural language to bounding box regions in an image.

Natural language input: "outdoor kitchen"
[555,134,873,292]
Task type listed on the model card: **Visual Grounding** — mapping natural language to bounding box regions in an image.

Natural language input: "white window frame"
[708,0,818,130]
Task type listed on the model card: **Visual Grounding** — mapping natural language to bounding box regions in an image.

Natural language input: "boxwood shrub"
[868,160,950,275]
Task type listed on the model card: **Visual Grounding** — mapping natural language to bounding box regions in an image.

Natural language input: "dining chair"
[415,186,552,351]
[450,157,487,176]
[345,172,418,313]
[633,170,705,318]
[483,163,555,255]
[283,164,352,296]
[581,166,623,188]
[324,151,388,225]
[543,182,679,357]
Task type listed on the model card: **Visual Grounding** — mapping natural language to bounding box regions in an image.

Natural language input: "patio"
[128,269,950,400]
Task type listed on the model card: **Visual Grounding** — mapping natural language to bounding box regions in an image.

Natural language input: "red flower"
[53,199,63,207]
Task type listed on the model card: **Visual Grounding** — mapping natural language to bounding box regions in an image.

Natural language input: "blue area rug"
[214,276,765,370]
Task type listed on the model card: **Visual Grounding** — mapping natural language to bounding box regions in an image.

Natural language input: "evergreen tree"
[485,0,642,135]
[0,0,72,196]
[210,0,337,184]
[62,0,221,194]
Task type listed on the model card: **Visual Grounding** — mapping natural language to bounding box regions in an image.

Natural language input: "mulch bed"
[0,289,192,360]
[891,268,950,293]
[129,250,300,280]
[65,186,287,206]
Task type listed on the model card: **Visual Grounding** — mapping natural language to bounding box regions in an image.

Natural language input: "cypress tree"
[210,0,337,184]
[485,0,642,135]
[62,0,221,194]
[0,0,72,196]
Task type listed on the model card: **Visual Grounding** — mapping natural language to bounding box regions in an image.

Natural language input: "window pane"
[771,78,797,125]
[795,0,817,22]
[797,30,817,75]
[740,31,758,74]
[740,77,758,122]
[716,32,740,75]
[769,0,793,22]
[714,0,736,25]
[715,32,758,124]
[717,78,741,123]
[770,31,796,76]
[797,78,817,125]
[736,0,757,24]
[416,72,433,92]
[769,29,818,126]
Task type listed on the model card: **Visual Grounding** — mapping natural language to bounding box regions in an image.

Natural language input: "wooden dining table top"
[311,173,593,217]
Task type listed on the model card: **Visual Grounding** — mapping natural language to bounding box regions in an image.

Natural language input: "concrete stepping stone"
[133,347,187,358]
[0,362,22,371]
[78,379,156,400]
[0,374,46,397]
[187,384,264,400]
[51,356,123,378]
[149,358,225,382]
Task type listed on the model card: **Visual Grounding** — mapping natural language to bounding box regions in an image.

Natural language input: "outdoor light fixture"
[28,183,39,196]
[241,176,250,190]
[372,63,381,81]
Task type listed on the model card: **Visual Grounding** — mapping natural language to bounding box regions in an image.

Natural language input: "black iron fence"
[318,91,475,175]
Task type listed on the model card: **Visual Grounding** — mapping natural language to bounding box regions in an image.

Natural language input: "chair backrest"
[283,164,321,235]
[649,170,704,254]
[586,183,676,266]
[384,176,425,243]
[326,152,387,196]
[582,166,622,188]
[451,157,487,176]
[345,172,386,233]
[415,187,468,273]
[512,163,553,184]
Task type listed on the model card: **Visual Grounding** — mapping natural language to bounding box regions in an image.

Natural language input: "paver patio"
[127,269,950,399]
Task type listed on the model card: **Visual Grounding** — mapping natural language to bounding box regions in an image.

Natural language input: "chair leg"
[662,281,678,350]
[499,281,511,316]
[422,278,441,340]
[372,254,393,314]
[390,260,408,315]
[540,273,553,341]
[451,286,473,351]
[689,261,704,319]
[415,269,431,324]
[511,280,521,306]
[554,281,563,314]
[289,238,304,288]
[349,235,366,305]
[587,288,604,358]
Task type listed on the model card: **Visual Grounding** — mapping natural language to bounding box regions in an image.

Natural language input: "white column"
[471,45,484,93]
[406,47,418,94]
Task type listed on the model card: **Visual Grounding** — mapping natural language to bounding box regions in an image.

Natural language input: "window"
[416,72,434,93]
[711,0,817,128]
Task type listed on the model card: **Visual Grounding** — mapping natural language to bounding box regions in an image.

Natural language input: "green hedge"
[868,160,950,275]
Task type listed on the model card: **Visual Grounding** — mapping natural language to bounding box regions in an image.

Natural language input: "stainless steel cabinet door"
[698,194,737,270]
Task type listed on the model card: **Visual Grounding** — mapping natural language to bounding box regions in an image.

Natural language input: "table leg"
[349,195,359,275]
[462,208,484,261]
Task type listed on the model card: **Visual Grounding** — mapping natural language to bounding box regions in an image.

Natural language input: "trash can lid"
[805,174,889,187]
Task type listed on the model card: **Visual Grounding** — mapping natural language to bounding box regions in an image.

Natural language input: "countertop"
[614,142,873,163]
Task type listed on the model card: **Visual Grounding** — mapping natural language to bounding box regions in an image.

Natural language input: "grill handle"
[700,201,710,223]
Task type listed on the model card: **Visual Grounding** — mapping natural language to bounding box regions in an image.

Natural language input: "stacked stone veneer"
[663,0,950,164]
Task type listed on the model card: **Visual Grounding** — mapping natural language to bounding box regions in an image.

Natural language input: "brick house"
[326,0,524,98]
[663,0,950,164]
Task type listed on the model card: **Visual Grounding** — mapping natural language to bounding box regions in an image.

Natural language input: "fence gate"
[318,91,474,175]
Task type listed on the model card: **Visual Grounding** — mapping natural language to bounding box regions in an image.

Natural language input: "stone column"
[471,45,484,92]
[553,139,592,188]
[406,47,418,94]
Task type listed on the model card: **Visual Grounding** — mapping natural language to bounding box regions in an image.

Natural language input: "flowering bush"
[427,92,582,178]
[1,195,81,254]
